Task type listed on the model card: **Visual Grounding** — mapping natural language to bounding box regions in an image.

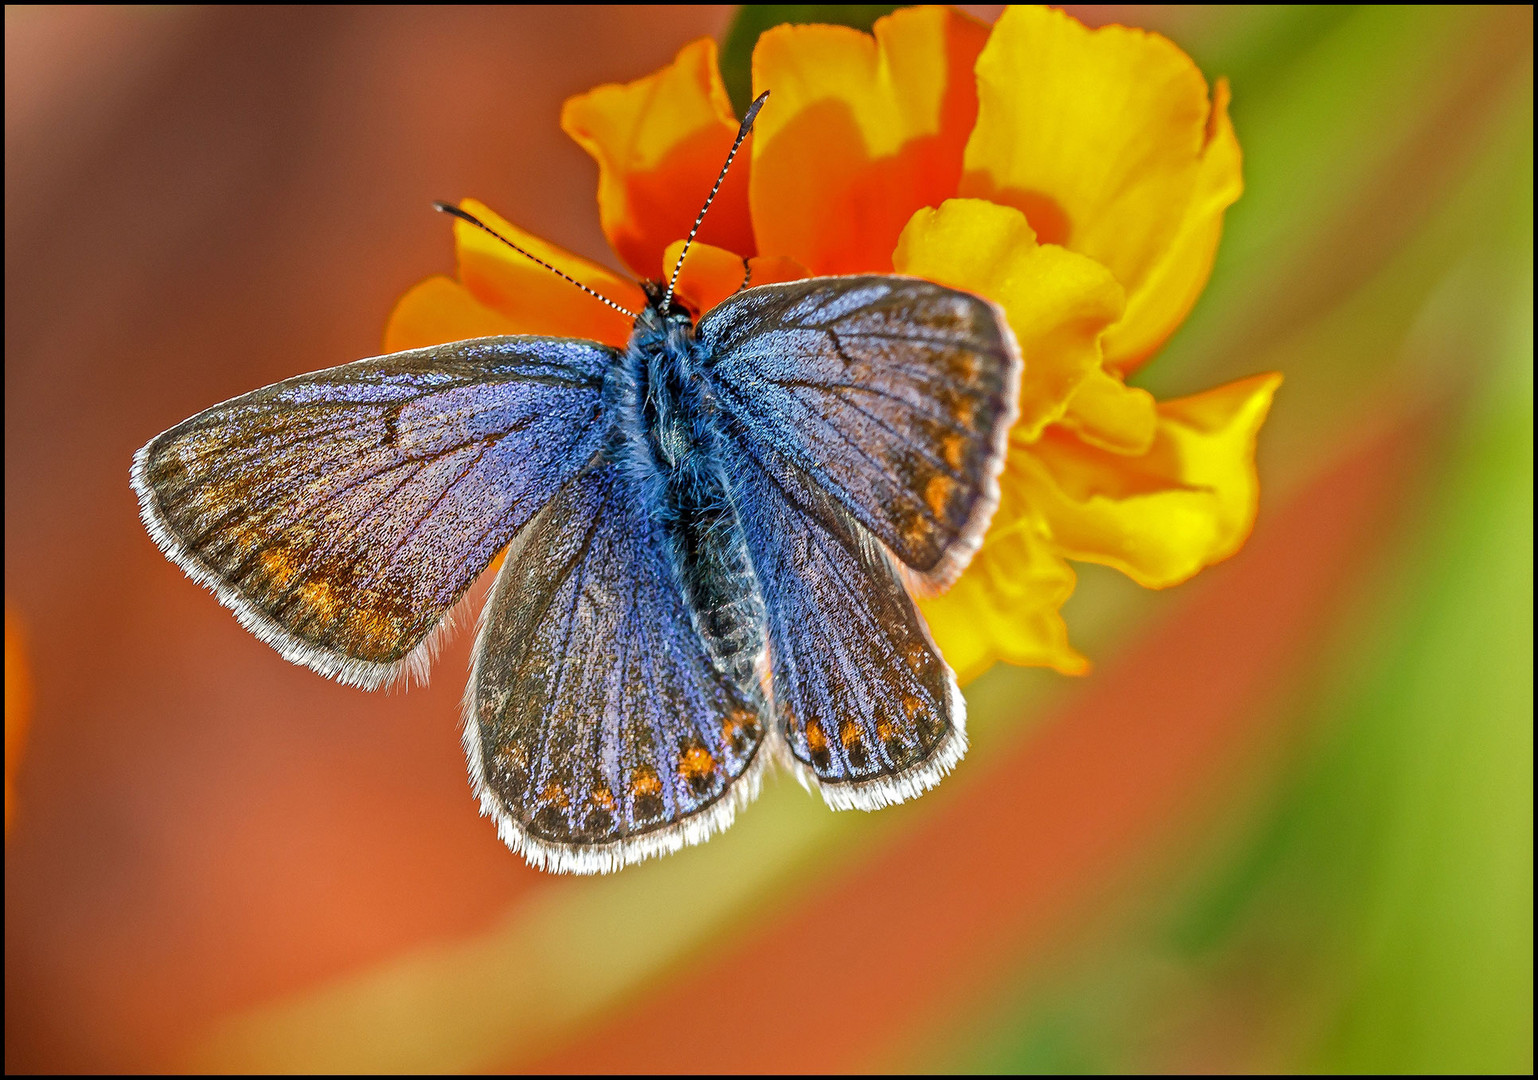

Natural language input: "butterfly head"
[638,279,696,327]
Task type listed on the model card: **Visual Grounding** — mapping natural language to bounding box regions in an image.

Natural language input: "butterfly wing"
[465,462,770,873]
[731,448,963,808]
[697,275,1021,589]
[132,336,612,690]
[697,275,1016,807]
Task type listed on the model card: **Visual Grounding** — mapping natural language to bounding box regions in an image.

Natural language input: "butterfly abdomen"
[606,309,768,695]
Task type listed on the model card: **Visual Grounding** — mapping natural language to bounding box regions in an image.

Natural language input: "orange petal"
[662,239,749,318]
[453,199,644,349]
[382,275,522,354]
[662,240,811,317]
[562,37,755,280]
[1022,372,1282,589]
[893,199,1125,439]
[962,7,1240,365]
[744,253,811,289]
[750,5,989,275]
[919,489,1088,682]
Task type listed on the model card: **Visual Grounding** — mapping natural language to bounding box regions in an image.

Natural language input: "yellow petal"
[562,38,755,279]
[1021,372,1282,589]
[382,275,521,354]
[750,5,989,275]
[961,7,1240,366]
[919,490,1088,682]
[453,199,645,349]
[1056,365,1158,455]
[893,199,1125,438]
[1104,79,1243,372]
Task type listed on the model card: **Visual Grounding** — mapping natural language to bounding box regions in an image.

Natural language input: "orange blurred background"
[6,6,1531,1073]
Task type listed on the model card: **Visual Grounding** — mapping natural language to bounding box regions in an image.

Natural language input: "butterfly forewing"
[465,462,771,873]
[132,336,612,690]
[698,276,1021,589]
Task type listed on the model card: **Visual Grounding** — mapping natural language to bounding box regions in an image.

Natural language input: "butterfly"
[131,92,1021,873]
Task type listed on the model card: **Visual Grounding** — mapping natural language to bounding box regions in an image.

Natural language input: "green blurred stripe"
[936,5,1533,1073]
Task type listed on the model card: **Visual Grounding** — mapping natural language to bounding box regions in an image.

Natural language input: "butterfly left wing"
[465,462,770,873]
[697,275,1020,590]
[132,337,612,690]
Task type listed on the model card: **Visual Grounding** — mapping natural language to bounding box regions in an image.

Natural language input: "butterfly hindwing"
[734,449,963,808]
[698,275,1021,588]
[132,336,611,690]
[465,462,770,873]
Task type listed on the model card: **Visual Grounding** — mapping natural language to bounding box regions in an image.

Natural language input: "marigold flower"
[386,4,1280,682]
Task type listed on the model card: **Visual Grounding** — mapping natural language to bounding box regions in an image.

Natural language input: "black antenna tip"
[740,90,770,134]
[432,200,470,221]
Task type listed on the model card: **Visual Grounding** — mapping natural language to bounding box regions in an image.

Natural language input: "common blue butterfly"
[132,92,1021,873]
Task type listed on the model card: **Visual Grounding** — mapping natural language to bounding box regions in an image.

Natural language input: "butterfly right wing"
[132,336,611,690]
[697,275,1020,590]
[465,462,770,874]
[697,276,1017,808]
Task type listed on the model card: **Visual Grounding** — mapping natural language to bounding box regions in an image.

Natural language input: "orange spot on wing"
[300,578,338,617]
[941,434,966,470]
[839,718,862,749]
[630,765,662,798]
[258,546,299,589]
[590,785,616,811]
[540,781,568,807]
[925,473,956,517]
[805,719,828,754]
[679,742,716,779]
[723,708,759,743]
[345,606,391,646]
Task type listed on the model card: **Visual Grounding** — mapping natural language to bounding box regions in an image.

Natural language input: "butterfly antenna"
[661,90,769,314]
[431,201,639,320]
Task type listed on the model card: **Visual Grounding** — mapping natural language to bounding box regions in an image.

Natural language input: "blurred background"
[4,5,1530,1072]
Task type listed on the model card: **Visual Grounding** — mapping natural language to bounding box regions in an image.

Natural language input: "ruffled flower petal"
[961,6,1240,367]
[919,483,1088,682]
[562,37,755,279]
[1056,365,1159,455]
[892,198,1125,438]
[453,199,644,348]
[750,5,989,275]
[1103,79,1242,371]
[1022,372,1282,589]
[383,275,521,354]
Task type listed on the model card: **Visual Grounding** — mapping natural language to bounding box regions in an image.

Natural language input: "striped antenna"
[661,90,769,314]
[431,201,639,321]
